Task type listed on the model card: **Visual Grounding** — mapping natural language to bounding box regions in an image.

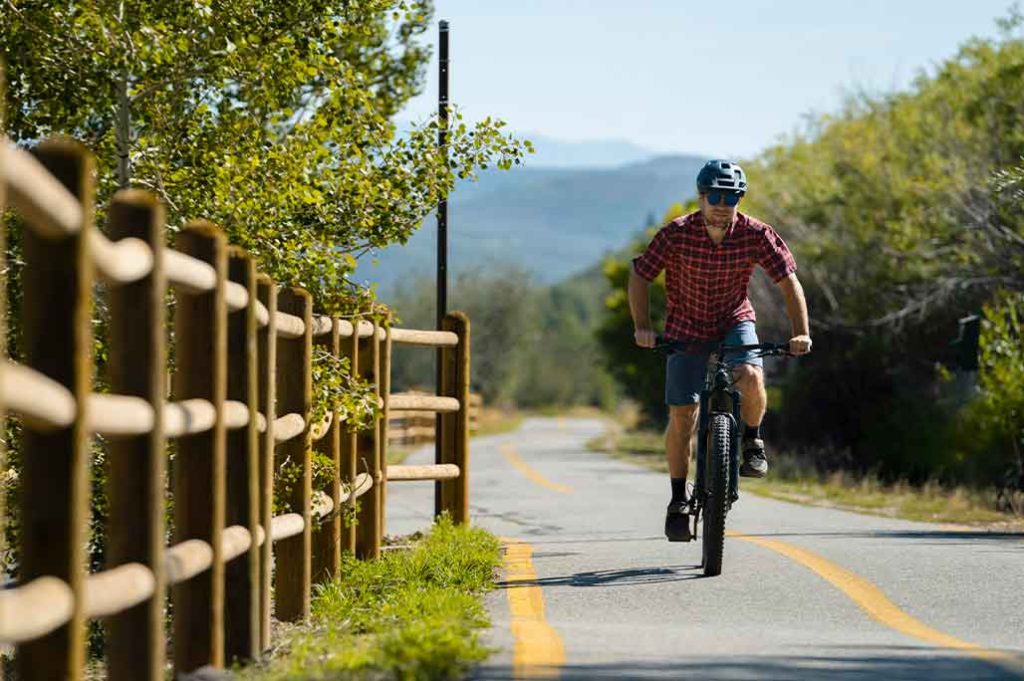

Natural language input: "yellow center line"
[502,538,566,679]
[729,530,1022,670]
[501,444,574,493]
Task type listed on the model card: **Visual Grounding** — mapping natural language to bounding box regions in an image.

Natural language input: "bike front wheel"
[702,413,731,576]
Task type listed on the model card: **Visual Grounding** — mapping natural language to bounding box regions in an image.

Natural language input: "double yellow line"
[503,539,565,679]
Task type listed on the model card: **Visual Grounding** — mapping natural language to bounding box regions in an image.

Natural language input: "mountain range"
[355,150,706,294]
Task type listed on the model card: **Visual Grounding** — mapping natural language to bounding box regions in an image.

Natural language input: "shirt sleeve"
[632,226,672,282]
[758,225,797,283]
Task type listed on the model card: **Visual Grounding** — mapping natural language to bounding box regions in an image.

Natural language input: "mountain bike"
[654,338,791,576]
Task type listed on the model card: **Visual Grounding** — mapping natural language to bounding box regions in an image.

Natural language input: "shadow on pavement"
[497,565,703,589]
[471,649,1023,680]
[739,530,1023,545]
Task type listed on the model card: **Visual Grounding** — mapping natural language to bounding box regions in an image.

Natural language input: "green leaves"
[1,0,530,316]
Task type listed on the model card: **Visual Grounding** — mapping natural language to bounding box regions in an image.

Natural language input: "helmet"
[696,160,747,196]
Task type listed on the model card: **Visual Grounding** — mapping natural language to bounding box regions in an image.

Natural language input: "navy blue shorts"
[665,321,763,406]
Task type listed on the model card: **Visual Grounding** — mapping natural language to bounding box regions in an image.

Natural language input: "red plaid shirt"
[632,210,797,341]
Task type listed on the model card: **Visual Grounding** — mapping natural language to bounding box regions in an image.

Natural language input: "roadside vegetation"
[239,517,501,681]
[589,425,1024,528]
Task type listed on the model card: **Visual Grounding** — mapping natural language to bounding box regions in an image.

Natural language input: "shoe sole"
[739,467,767,478]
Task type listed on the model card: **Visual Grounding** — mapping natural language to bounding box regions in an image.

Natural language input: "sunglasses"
[705,192,742,207]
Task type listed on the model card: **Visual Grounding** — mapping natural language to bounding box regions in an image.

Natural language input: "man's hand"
[789,334,812,356]
[635,328,657,348]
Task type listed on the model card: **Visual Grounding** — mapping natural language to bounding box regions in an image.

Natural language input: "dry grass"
[472,406,525,438]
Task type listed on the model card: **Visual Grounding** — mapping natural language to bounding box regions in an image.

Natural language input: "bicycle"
[654,337,792,577]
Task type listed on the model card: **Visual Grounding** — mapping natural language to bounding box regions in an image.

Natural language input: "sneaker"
[740,437,768,478]
[664,500,693,542]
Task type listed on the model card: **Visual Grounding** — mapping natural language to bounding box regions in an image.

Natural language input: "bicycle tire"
[702,413,731,576]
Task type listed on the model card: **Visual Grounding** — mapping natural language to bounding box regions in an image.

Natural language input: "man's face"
[699,192,741,229]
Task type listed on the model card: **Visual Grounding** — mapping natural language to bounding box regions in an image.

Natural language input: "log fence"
[0,138,472,679]
[388,391,482,446]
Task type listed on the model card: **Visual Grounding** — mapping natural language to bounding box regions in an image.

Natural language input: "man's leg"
[732,363,766,428]
[666,404,699,480]
[664,350,704,542]
[664,405,698,541]
[733,363,769,477]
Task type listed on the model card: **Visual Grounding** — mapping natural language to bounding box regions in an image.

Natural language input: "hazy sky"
[401,0,1020,158]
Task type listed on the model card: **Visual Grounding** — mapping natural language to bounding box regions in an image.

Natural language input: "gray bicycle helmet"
[696,160,747,196]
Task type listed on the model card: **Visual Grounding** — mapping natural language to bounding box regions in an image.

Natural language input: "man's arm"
[629,266,657,347]
[777,273,812,355]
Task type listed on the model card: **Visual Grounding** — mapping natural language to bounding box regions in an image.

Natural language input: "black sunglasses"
[705,192,742,207]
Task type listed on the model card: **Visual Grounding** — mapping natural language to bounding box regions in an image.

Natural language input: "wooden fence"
[0,138,472,679]
[388,392,482,447]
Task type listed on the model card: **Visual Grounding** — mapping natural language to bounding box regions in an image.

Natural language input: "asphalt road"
[385,417,1024,681]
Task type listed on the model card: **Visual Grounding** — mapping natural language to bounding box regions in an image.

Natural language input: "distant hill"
[521,134,658,168]
[356,154,706,295]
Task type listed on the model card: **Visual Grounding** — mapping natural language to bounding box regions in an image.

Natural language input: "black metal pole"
[435,19,450,516]
[437,20,450,328]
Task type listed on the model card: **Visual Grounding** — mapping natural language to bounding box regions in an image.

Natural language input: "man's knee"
[668,404,699,433]
[732,363,764,387]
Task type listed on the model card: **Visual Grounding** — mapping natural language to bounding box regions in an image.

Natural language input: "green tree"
[732,12,1024,482]
[387,264,538,405]
[1,0,529,312]
[596,204,688,426]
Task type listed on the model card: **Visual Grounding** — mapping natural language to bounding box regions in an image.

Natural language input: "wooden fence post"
[256,277,277,651]
[225,248,260,662]
[439,312,471,524]
[275,288,312,621]
[355,319,381,559]
[340,323,359,556]
[312,319,342,584]
[378,316,393,537]
[106,190,167,681]
[172,221,228,673]
[17,139,94,681]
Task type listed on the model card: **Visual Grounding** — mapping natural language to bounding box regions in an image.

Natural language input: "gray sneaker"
[740,437,768,478]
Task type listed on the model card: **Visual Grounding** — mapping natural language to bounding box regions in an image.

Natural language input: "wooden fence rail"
[0,138,472,679]
[388,391,482,447]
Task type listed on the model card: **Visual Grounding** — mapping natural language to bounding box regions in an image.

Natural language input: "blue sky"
[401,0,1020,159]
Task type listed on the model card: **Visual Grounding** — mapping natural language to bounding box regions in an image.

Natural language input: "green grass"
[240,517,502,680]
[588,427,1024,529]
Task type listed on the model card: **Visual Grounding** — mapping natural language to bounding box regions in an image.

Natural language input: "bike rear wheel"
[702,413,731,576]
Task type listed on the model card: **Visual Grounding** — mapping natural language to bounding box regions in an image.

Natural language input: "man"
[629,160,811,542]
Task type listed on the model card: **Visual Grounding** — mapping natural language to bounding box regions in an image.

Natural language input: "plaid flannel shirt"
[632,210,797,341]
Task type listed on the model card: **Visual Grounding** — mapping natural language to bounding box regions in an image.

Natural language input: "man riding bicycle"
[628,160,812,542]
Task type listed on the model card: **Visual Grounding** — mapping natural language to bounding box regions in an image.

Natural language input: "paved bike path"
[386,417,1024,680]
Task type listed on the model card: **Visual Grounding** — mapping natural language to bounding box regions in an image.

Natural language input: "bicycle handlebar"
[652,337,793,358]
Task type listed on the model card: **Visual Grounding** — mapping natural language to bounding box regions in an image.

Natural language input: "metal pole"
[435,20,450,515]
[437,20,450,328]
